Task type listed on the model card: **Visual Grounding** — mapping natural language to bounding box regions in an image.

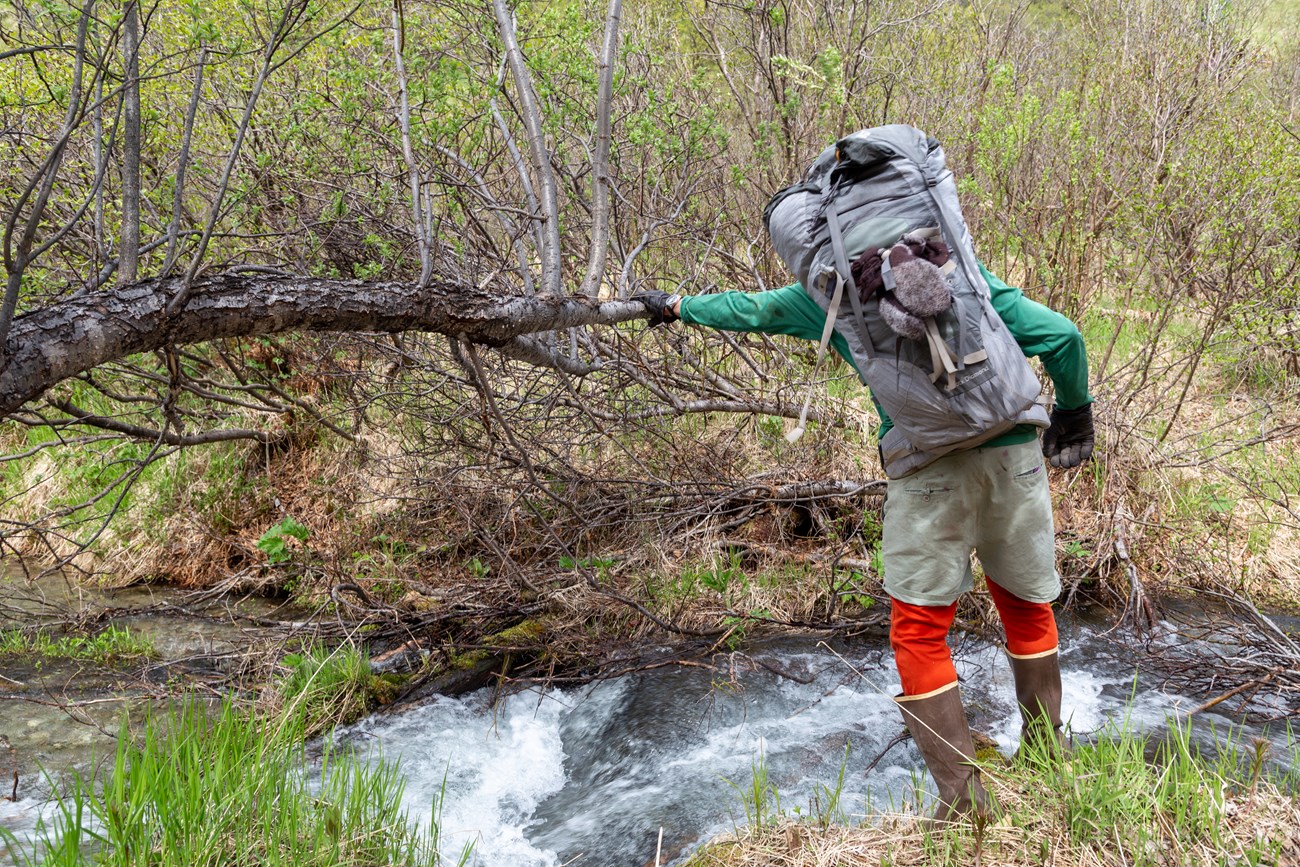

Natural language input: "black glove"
[633,291,681,327]
[1042,403,1095,469]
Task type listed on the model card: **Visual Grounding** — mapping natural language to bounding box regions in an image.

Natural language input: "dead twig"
[1113,500,1155,633]
[863,730,911,775]
[1187,668,1283,717]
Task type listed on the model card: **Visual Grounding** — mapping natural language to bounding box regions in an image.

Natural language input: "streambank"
[0,568,307,794]
[2,566,1297,866]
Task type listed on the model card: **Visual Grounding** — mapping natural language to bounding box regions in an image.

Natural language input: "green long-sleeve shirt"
[679,264,1092,447]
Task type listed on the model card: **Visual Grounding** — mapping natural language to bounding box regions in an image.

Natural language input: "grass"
[277,643,394,737]
[724,746,784,831]
[644,553,748,605]
[0,626,154,664]
[686,717,1300,866]
[0,695,472,867]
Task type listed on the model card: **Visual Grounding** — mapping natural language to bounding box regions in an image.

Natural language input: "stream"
[339,615,1295,866]
[1,578,1296,866]
[0,569,296,796]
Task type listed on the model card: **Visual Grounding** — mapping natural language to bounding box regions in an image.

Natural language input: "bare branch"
[118,0,141,286]
[170,0,314,315]
[435,144,535,294]
[0,44,75,61]
[490,78,542,256]
[46,399,279,445]
[0,273,653,417]
[490,0,561,294]
[0,0,95,354]
[497,335,600,375]
[161,46,207,276]
[577,0,623,300]
[390,0,432,288]
[554,396,841,425]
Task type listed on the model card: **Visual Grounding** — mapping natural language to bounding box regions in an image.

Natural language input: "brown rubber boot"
[1008,648,1068,757]
[895,684,991,827]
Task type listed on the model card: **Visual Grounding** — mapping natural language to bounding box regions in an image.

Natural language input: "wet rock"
[386,654,505,709]
[370,639,428,674]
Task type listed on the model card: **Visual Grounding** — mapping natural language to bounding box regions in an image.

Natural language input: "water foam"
[350,691,570,865]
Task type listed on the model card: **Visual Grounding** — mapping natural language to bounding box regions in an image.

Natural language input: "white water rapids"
[2,619,1293,866]
[336,621,1244,866]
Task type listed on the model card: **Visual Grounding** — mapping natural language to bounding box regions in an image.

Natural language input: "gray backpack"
[763,125,1048,478]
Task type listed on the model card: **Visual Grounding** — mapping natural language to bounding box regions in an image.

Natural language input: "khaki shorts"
[881,439,1060,607]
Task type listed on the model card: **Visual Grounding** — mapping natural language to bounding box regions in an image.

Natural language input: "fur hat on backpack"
[854,236,954,340]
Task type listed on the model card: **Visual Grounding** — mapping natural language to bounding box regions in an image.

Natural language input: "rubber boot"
[895,684,991,827]
[1008,648,1068,758]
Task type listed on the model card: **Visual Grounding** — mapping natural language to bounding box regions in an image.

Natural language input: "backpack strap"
[785,270,845,443]
[923,317,959,390]
[787,177,871,443]
[915,161,986,296]
[826,193,876,360]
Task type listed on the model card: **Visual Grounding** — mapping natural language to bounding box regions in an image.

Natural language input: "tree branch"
[0,44,75,61]
[46,399,279,445]
[0,274,652,417]
[119,0,142,286]
[390,0,432,288]
[161,46,207,276]
[490,0,561,294]
[577,0,622,300]
[0,0,95,353]
[170,0,312,313]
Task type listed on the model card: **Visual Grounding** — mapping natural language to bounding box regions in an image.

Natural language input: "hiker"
[636,125,1094,826]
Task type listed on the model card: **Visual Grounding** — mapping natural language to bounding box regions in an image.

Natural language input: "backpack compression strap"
[785,183,880,443]
[785,270,844,443]
[785,184,880,444]
[828,198,877,362]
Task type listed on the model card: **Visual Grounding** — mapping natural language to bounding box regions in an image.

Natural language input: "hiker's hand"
[1042,403,1095,469]
[633,291,681,327]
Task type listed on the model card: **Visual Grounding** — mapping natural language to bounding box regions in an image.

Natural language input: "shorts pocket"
[902,479,958,501]
[1009,460,1046,489]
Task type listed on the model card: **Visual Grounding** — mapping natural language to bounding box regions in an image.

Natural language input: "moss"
[398,590,439,612]
[971,730,1009,766]
[448,649,489,671]
[487,619,546,645]
[367,674,403,706]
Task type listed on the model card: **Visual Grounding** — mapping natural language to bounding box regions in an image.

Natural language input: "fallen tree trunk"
[0,274,650,418]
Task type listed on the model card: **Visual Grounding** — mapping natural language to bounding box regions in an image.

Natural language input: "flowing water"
[338,616,1296,866]
[2,582,1296,867]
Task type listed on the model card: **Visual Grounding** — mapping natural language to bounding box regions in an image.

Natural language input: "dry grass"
[687,767,1300,867]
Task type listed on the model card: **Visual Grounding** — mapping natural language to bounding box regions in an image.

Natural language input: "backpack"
[763,125,1048,478]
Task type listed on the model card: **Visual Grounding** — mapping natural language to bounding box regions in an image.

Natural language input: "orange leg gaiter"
[890,598,959,696]
[986,578,1059,656]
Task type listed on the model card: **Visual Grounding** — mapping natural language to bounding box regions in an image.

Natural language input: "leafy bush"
[256,516,310,565]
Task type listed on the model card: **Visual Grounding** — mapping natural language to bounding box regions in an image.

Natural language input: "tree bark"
[0,275,650,418]
[118,0,141,286]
